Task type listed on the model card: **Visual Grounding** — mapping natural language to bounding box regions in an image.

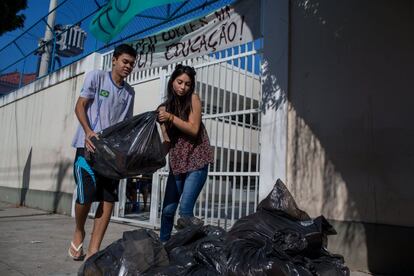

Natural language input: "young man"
[69,44,137,260]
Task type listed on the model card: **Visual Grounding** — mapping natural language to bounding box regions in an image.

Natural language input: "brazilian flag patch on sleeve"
[99,90,110,97]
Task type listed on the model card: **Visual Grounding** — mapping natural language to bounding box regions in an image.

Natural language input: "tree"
[0,0,28,36]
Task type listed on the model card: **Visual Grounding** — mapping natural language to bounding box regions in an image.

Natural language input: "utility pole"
[38,0,58,77]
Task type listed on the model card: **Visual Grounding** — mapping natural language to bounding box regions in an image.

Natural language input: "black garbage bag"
[89,111,166,179]
[151,224,227,276]
[226,179,349,276]
[193,237,227,275]
[225,231,314,276]
[144,264,219,276]
[79,229,169,276]
[164,223,205,253]
[257,179,311,221]
[228,211,324,255]
[168,246,197,269]
[143,264,188,276]
[311,251,349,276]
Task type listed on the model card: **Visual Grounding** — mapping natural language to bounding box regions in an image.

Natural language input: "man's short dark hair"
[113,44,137,59]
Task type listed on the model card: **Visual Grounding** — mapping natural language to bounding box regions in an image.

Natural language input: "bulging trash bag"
[89,111,166,179]
[193,236,228,275]
[164,223,204,253]
[154,224,228,276]
[226,179,349,276]
[256,179,311,221]
[79,229,169,276]
[225,235,313,276]
[168,246,196,269]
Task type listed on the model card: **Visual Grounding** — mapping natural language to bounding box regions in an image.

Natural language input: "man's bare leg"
[69,203,91,258]
[86,201,114,259]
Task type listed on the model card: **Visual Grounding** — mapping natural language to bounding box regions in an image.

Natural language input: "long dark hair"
[163,64,197,121]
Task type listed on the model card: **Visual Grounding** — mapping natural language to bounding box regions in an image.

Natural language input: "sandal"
[68,241,85,261]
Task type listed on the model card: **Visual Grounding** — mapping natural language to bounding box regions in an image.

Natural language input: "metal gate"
[88,40,262,230]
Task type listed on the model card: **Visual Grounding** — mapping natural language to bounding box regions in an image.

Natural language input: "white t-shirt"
[72,70,135,148]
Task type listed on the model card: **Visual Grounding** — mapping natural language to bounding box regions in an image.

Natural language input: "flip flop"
[68,241,85,261]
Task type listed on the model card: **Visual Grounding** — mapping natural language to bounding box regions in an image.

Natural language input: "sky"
[0,0,106,74]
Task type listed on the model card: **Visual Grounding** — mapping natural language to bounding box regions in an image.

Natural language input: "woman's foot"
[176,216,204,229]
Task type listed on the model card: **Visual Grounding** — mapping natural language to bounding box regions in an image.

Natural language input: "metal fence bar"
[231,175,235,225]
[204,64,211,224]
[236,52,243,220]
[217,55,226,225]
[230,53,237,225]
[223,53,231,229]
[210,60,220,225]
[196,67,205,219]
[212,59,223,221]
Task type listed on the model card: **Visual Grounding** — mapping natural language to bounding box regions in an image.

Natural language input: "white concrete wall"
[0,54,101,213]
[0,54,100,195]
[205,120,260,153]
[259,0,289,200]
[133,78,163,114]
[0,75,79,193]
[0,53,164,213]
[287,0,414,229]
[286,0,414,273]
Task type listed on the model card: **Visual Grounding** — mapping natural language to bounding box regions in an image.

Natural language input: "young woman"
[158,64,214,242]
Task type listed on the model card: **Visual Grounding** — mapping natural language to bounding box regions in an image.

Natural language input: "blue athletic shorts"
[73,148,119,204]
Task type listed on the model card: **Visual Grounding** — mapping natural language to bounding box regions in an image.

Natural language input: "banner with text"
[129,0,261,71]
[90,0,184,43]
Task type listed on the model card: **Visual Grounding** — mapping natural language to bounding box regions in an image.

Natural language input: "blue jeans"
[159,165,208,242]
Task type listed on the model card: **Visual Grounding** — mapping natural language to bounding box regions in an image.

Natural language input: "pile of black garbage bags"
[79,179,349,276]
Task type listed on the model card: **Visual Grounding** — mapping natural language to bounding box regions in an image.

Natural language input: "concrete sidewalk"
[0,201,144,276]
[0,201,373,276]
